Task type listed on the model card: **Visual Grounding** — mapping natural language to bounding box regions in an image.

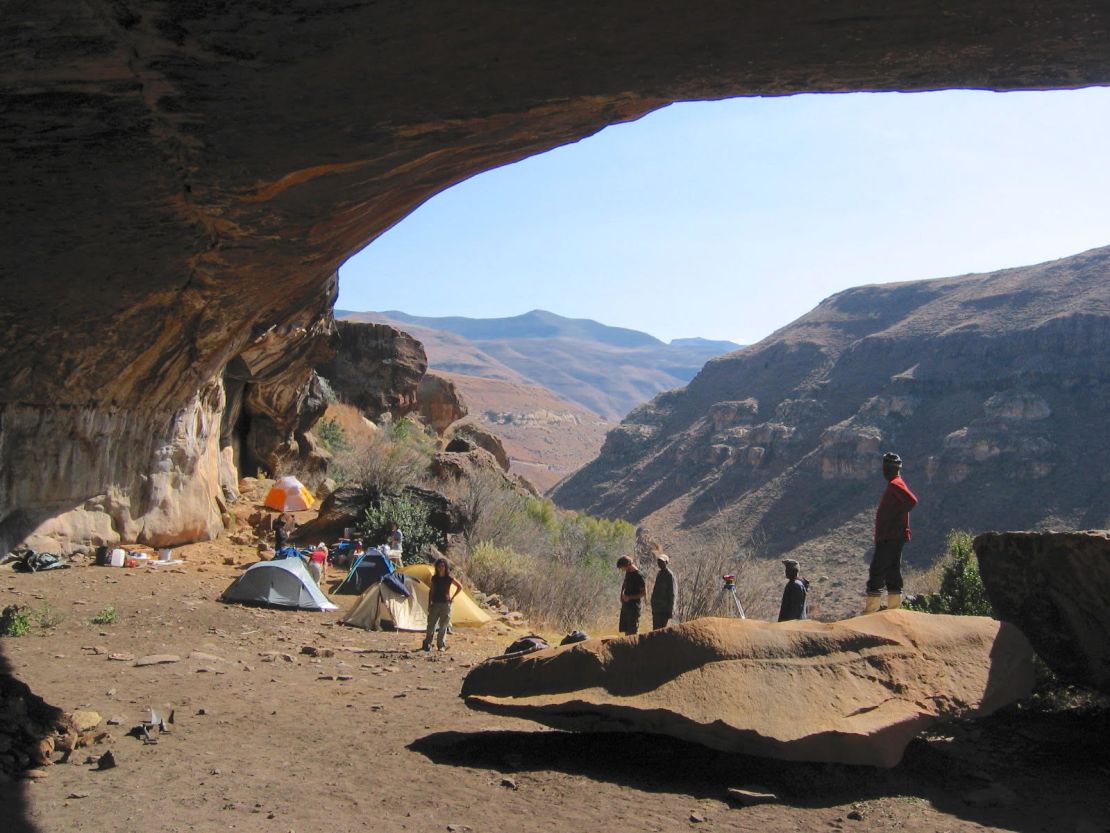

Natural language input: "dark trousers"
[652,611,671,630]
[619,602,641,635]
[867,539,905,594]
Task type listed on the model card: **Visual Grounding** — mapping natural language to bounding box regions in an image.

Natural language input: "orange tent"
[263,476,315,512]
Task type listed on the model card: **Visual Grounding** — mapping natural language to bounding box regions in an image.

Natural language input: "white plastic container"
[158,548,172,562]
[109,548,126,567]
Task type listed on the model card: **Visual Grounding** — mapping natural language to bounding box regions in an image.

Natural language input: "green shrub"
[363,494,445,563]
[315,417,349,454]
[333,417,435,493]
[91,605,118,625]
[904,530,993,616]
[35,603,64,630]
[0,605,33,637]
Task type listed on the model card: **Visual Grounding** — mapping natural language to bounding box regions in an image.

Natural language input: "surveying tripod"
[721,574,746,618]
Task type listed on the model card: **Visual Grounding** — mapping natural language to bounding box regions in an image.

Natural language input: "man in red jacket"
[864,452,918,614]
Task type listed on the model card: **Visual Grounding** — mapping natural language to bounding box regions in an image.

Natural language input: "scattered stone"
[189,651,226,664]
[500,776,517,790]
[134,654,181,667]
[67,791,90,799]
[107,716,125,726]
[301,646,334,658]
[370,704,384,712]
[689,812,706,823]
[337,675,354,681]
[847,810,864,821]
[727,786,778,806]
[197,708,210,716]
[281,654,295,663]
[446,825,473,833]
[962,783,1018,808]
[95,750,117,770]
[70,710,102,732]
[22,768,49,780]
[107,652,134,662]
[317,675,336,681]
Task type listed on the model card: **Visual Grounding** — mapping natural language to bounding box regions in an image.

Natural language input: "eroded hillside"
[553,246,1110,612]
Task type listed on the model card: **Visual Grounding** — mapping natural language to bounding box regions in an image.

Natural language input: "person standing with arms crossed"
[864,452,918,614]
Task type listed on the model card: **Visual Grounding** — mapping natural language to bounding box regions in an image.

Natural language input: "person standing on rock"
[650,553,676,629]
[864,452,918,614]
[617,556,646,635]
[422,558,462,652]
[778,559,809,621]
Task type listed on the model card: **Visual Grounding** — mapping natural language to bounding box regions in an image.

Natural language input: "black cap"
[882,452,902,468]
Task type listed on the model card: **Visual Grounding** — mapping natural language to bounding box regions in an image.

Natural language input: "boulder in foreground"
[461,611,1033,767]
[975,530,1110,694]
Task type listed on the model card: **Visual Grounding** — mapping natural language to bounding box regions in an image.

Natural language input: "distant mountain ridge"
[551,245,1110,616]
[337,308,742,421]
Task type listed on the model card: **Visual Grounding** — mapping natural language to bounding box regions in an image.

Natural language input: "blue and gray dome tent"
[221,558,338,611]
[333,548,394,595]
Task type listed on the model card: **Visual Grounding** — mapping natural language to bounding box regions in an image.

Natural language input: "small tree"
[363,494,444,564]
[904,530,994,616]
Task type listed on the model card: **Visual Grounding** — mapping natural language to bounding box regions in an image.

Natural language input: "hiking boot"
[886,593,902,610]
[437,645,448,652]
[420,643,431,652]
[863,594,882,615]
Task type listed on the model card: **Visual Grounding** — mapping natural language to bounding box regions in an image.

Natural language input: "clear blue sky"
[338,88,1110,345]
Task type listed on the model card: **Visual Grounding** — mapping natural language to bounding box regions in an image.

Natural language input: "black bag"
[559,630,588,646]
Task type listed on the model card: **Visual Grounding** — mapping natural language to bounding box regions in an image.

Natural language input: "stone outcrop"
[554,248,1110,615]
[4,3,1110,554]
[317,322,427,421]
[418,374,468,436]
[462,611,1035,767]
[446,424,511,472]
[975,530,1110,694]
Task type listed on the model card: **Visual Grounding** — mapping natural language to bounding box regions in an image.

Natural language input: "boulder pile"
[0,671,63,779]
[461,611,1034,767]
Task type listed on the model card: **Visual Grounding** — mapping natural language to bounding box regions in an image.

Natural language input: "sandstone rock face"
[317,322,427,421]
[4,4,1110,553]
[462,611,1035,767]
[418,374,468,436]
[447,424,511,472]
[554,248,1110,615]
[975,530,1110,694]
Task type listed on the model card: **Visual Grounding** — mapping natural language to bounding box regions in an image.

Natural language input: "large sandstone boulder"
[445,423,511,472]
[461,611,1034,767]
[317,321,428,421]
[418,374,468,435]
[975,530,1110,694]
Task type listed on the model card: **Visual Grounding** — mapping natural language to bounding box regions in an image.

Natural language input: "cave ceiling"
[2,1,1109,411]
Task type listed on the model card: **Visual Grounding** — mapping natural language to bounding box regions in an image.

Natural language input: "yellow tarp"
[400,564,491,627]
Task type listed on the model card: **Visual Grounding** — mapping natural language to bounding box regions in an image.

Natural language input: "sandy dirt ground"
[1,539,1108,833]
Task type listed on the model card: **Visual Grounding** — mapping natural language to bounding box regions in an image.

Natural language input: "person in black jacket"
[650,553,676,629]
[778,559,809,622]
[616,556,646,635]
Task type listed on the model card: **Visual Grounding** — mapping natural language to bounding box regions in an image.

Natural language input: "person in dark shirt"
[617,556,646,635]
[865,452,918,614]
[650,553,676,629]
[422,557,462,651]
[778,559,809,622]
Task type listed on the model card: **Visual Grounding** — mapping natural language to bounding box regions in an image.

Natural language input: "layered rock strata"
[317,322,427,421]
[975,530,1110,694]
[462,611,1034,767]
[4,3,1110,552]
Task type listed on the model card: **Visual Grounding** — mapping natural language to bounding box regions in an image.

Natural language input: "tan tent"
[400,564,491,627]
[342,573,428,632]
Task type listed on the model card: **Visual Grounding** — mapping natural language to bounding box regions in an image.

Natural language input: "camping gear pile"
[4,550,69,572]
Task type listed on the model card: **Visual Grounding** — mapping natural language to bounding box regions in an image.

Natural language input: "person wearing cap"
[616,556,646,635]
[650,553,676,629]
[864,452,918,614]
[778,559,809,622]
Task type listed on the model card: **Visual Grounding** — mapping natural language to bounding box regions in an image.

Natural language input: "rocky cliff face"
[4,2,1110,554]
[553,247,1110,607]
[317,321,427,421]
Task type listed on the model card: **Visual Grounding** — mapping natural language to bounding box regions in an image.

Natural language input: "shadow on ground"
[410,703,1110,833]
[0,644,42,833]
